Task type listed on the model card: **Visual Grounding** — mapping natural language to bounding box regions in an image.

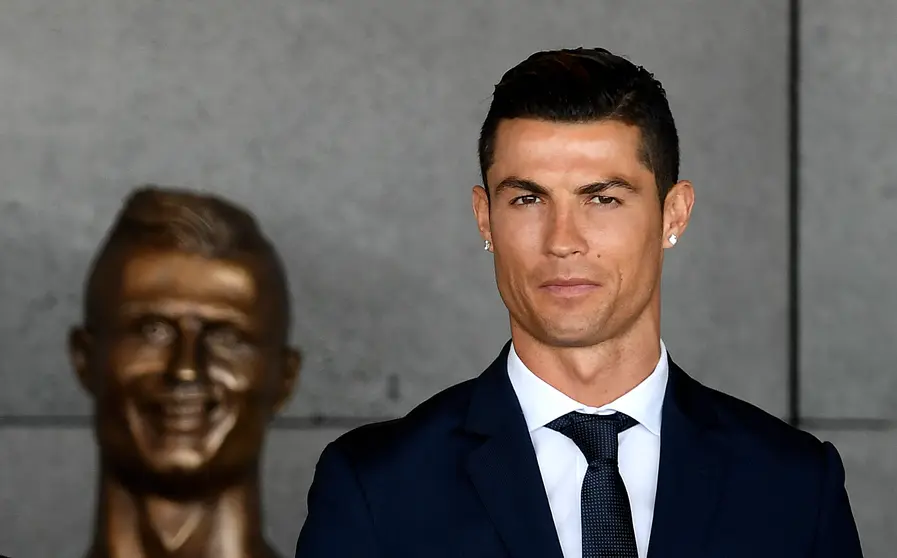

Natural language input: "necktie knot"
[544,411,637,465]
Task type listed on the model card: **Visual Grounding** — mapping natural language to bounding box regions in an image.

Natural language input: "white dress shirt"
[507,341,669,558]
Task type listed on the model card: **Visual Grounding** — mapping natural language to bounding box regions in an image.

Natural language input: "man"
[70,186,300,558]
[295,48,863,557]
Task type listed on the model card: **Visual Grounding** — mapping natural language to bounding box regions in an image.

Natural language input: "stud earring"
[668,234,678,246]
[484,239,492,251]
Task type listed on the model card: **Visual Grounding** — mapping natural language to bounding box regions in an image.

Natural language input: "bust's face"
[71,248,298,492]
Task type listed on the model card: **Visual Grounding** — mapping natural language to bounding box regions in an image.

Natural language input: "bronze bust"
[69,186,300,558]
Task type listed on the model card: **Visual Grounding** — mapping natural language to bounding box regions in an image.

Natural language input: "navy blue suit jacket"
[296,345,863,557]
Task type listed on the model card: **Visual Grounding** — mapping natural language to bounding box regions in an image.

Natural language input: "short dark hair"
[478,47,679,199]
[84,185,290,336]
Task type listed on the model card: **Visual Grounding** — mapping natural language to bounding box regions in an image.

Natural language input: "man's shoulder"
[693,376,829,465]
[325,376,479,467]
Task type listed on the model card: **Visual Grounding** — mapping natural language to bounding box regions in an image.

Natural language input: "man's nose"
[545,204,588,258]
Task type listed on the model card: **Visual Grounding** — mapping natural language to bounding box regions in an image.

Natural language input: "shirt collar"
[507,340,669,437]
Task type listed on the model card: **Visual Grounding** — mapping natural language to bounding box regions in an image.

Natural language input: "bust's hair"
[84,185,290,335]
[107,186,268,256]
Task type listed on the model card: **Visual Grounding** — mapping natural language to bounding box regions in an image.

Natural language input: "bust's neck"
[86,470,278,558]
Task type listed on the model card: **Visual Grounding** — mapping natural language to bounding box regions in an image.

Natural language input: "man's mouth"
[540,277,602,297]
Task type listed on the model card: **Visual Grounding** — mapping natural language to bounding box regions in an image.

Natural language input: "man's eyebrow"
[492,176,639,197]
[493,177,550,196]
[575,178,638,196]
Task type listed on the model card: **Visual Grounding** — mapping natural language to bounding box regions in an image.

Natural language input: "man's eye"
[591,195,619,206]
[141,320,175,345]
[512,195,541,205]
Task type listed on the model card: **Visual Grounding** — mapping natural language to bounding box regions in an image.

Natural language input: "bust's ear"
[69,327,96,396]
[273,347,301,414]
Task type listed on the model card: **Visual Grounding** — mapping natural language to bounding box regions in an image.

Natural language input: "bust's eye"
[205,327,242,347]
[141,320,175,345]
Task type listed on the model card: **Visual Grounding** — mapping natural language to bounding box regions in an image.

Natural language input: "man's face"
[70,249,298,490]
[473,119,692,348]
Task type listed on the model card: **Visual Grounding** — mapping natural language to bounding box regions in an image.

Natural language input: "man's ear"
[662,180,695,248]
[69,327,96,396]
[273,347,301,414]
[472,185,493,251]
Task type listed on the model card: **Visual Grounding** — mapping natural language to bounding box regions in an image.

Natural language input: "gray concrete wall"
[0,1,892,556]
[800,3,897,555]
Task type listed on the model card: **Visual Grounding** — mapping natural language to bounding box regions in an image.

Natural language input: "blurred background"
[0,0,894,556]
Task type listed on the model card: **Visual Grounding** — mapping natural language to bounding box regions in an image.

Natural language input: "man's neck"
[510,313,662,408]
[87,470,277,558]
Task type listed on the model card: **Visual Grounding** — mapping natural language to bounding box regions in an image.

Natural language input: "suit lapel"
[648,359,731,558]
[463,343,564,558]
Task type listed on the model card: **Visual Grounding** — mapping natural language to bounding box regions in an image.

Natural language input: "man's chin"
[533,319,610,348]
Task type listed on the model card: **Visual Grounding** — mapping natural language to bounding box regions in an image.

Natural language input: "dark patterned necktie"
[545,411,639,558]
